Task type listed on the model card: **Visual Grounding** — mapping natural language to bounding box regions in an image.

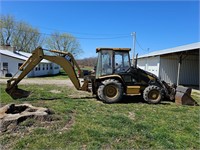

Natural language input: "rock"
[0,103,53,132]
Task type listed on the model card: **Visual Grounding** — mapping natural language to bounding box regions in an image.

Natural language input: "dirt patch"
[50,90,61,94]
[61,110,76,131]
[1,78,93,99]
[68,90,92,99]
[0,103,54,132]
[128,112,135,120]
[0,78,74,86]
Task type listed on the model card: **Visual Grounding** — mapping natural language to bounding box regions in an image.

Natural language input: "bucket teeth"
[175,86,199,106]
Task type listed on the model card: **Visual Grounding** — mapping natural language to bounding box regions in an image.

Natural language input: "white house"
[137,42,199,88]
[0,46,60,77]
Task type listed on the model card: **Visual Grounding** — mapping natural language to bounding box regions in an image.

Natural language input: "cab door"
[114,51,131,73]
[96,50,113,78]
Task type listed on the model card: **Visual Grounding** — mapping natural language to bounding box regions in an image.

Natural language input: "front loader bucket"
[5,87,31,99]
[175,86,199,106]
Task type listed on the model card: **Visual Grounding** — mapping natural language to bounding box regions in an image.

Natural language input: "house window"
[50,64,53,70]
[18,63,23,69]
[43,64,45,70]
[3,62,8,70]
[54,66,59,69]
[38,64,40,71]
[46,64,48,70]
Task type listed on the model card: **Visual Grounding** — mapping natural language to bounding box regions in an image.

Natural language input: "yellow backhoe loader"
[6,47,197,105]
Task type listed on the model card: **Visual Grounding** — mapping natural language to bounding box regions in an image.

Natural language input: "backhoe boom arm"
[6,47,87,99]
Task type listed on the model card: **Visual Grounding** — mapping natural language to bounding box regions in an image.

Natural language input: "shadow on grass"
[118,95,171,105]
[69,96,96,100]
[18,95,95,101]
[18,94,172,106]
[119,95,145,104]
[18,96,68,101]
[88,95,172,105]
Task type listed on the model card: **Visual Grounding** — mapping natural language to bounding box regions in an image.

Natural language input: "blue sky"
[1,1,199,58]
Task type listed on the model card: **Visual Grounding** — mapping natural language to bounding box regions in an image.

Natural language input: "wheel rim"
[104,85,118,98]
[148,89,160,101]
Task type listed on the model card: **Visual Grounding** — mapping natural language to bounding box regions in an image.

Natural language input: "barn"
[137,42,199,88]
[0,46,60,77]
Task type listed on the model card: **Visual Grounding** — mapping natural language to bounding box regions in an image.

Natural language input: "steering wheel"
[114,64,122,71]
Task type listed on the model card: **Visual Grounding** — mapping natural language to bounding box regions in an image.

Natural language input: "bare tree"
[0,14,43,52]
[77,57,97,67]
[0,15,15,46]
[45,32,82,57]
[12,21,42,52]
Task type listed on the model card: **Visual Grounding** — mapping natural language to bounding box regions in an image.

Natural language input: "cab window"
[114,51,130,73]
[96,50,113,77]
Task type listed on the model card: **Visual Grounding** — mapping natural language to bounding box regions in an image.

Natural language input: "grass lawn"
[0,83,200,149]
[29,68,69,80]
[28,67,93,80]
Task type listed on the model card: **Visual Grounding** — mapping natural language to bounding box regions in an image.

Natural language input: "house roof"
[0,49,50,63]
[138,42,200,58]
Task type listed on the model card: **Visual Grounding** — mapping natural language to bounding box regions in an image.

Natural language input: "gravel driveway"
[0,78,74,86]
[0,78,92,99]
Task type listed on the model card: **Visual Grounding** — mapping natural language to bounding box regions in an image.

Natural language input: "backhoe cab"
[5,47,197,106]
[95,48,131,77]
[93,47,166,104]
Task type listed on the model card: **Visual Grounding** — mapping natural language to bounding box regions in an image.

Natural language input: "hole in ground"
[5,104,28,114]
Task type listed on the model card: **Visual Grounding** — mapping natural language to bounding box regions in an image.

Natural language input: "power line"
[135,38,149,52]
[3,22,129,36]
[1,19,129,36]
[2,27,130,40]
[75,35,130,40]
[38,31,130,40]
[31,25,129,36]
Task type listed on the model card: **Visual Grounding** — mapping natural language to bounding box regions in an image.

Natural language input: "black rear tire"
[143,85,164,104]
[97,79,123,103]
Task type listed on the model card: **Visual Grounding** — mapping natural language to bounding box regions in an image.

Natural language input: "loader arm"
[6,46,87,99]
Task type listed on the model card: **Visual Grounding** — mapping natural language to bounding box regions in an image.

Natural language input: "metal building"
[137,42,199,88]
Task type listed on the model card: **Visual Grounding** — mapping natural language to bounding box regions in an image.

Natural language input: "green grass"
[29,68,69,80]
[0,83,200,150]
[29,67,93,80]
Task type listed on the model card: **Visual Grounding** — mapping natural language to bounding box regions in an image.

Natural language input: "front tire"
[143,85,164,104]
[97,79,123,103]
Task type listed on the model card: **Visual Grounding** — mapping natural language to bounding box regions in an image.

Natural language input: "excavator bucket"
[6,86,31,100]
[175,86,198,106]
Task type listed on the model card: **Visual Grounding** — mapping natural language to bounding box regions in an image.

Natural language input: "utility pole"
[131,32,136,66]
